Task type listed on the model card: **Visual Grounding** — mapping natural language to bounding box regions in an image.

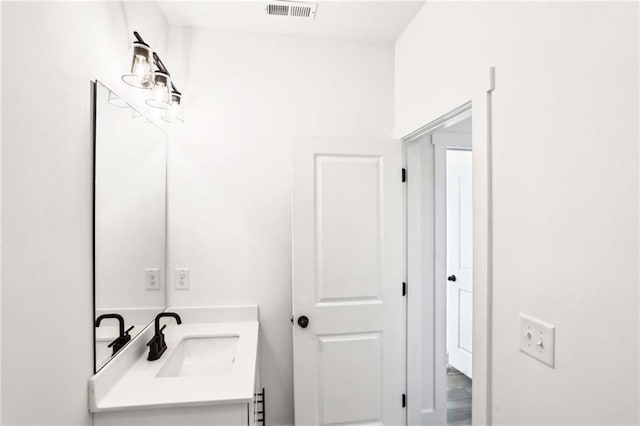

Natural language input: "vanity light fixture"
[162,85,184,124]
[122,31,184,123]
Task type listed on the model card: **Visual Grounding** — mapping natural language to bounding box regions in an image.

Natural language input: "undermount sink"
[157,335,239,378]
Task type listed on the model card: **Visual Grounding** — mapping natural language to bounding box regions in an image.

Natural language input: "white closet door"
[446,149,473,378]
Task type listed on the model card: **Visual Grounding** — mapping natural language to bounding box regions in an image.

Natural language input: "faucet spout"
[155,312,182,336]
[95,313,125,337]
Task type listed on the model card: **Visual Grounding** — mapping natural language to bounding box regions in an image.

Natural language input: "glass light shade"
[122,42,154,89]
[145,71,171,109]
[162,92,184,124]
[107,91,129,108]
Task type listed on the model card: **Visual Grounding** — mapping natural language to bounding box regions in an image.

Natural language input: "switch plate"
[175,268,190,290]
[145,268,161,291]
[519,313,555,367]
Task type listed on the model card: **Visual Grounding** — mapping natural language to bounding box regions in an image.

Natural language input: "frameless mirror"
[92,80,167,372]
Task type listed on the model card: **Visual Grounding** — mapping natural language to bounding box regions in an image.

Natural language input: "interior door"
[446,149,473,378]
[292,136,405,426]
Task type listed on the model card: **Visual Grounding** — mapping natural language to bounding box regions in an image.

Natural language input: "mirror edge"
[91,80,98,374]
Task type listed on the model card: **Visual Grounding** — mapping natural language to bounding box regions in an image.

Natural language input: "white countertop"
[89,320,259,412]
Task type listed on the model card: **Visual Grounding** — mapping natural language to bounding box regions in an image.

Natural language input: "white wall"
[1,2,169,424]
[396,2,639,424]
[166,28,394,426]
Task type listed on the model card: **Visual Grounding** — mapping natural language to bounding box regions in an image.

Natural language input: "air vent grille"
[266,1,317,20]
[267,4,289,16]
[290,6,311,17]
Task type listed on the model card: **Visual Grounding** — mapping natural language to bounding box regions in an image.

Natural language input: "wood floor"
[447,366,472,425]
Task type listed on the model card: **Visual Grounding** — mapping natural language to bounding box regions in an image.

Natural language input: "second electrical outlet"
[175,268,190,290]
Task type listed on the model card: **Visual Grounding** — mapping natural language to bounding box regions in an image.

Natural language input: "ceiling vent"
[266,1,318,20]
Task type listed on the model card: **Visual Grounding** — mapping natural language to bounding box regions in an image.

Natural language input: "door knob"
[297,315,309,329]
[447,275,457,282]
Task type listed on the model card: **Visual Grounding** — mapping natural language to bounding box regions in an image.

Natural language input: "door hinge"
[402,168,406,183]
[402,393,406,408]
[402,282,407,296]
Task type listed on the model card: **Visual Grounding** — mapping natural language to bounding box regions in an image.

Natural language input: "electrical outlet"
[145,268,161,291]
[175,268,190,290]
[519,313,555,367]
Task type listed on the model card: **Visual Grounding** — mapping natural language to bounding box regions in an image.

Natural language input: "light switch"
[519,313,555,368]
[145,268,161,291]
[175,268,190,290]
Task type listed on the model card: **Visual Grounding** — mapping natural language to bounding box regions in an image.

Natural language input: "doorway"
[436,117,473,425]
[405,106,477,426]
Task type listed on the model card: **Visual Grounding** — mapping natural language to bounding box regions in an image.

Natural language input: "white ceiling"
[157,1,425,42]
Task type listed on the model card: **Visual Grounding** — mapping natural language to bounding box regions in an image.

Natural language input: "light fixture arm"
[133,31,149,47]
[152,52,169,75]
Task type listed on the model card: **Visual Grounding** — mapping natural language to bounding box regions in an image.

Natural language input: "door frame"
[404,67,495,425]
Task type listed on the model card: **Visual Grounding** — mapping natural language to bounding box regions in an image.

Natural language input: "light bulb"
[145,71,171,109]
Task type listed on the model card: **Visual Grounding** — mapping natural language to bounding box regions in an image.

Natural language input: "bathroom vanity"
[90,306,261,426]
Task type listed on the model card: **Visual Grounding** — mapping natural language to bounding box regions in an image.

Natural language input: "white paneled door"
[446,149,473,378]
[292,136,405,426]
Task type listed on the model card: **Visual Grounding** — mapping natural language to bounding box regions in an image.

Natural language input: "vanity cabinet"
[94,404,252,426]
[94,366,262,426]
